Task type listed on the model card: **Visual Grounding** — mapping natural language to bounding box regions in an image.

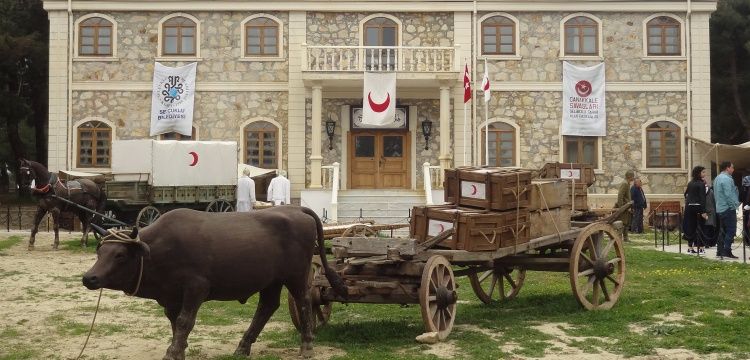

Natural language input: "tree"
[711,0,750,144]
[0,0,48,168]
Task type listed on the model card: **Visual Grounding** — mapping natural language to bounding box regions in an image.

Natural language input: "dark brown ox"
[82,206,346,360]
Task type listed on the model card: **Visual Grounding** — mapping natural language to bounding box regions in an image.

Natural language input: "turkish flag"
[362,72,397,126]
[463,63,472,103]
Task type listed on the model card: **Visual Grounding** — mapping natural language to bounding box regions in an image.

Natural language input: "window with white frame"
[162,16,197,56]
[244,121,278,168]
[646,16,681,56]
[481,122,516,167]
[77,121,111,168]
[564,16,599,56]
[563,135,599,168]
[245,17,280,57]
[481,15,516,56]
[645,121,681,168]
[363,17,398,71]
[78,16,113,56]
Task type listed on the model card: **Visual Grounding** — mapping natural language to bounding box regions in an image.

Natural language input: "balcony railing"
[304,45,457,72]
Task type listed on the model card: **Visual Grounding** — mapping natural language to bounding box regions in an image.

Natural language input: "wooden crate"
[530,207,572,238]
[411,205,530,251]
[571,182,589,211]
[528,179,571,211]
[443,167,531,211]
[540,162,596,186]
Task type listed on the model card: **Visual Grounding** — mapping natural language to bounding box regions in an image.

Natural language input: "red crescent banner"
[367,92,391,113]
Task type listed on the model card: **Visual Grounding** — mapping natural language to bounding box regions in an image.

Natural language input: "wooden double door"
[349,131,410,189]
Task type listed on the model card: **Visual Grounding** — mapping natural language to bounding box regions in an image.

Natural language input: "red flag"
[463,63,472,103]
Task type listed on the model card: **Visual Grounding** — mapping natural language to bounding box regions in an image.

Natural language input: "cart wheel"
[569,222,626,310]
[288,257,332,333]
[136,206,161,230]
[205,199,234,212]
[419,255,457,340]
[468,266,526,304]
[341,224,378,237]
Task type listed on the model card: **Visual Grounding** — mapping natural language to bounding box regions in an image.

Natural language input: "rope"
[479,230,497,244]
[98,229,145,297]
[75,288,103,360]
[535,182,563,243]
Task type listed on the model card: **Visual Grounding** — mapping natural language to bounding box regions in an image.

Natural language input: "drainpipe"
[686,0,692,175]
[67,0,74,170]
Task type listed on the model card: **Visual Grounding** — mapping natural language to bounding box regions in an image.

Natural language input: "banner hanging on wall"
[150,62,197,137]
[561,61,606,136]
[362,72,397,126]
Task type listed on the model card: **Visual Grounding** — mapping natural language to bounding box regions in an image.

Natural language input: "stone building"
[42,0,717,218]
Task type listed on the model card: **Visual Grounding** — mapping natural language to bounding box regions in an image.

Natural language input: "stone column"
[438,84,452,170]
[310,84,323,188]
[47,11,70,172]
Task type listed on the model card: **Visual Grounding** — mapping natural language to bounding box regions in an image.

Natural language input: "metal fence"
[0,205,78,232]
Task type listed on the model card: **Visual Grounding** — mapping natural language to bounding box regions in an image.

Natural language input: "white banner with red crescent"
[428,220,454,237]
[561,61,606,136]
[460,181,487,199]
[362,72,396,126]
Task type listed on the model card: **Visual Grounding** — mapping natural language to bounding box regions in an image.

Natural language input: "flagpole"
[485,60,489,166]
[463,59,468,166]
[472,0,478,166]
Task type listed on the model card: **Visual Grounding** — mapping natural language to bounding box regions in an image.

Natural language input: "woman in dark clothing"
[683,166,708,254]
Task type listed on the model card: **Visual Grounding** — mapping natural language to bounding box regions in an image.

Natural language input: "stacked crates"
[538,162,595,211]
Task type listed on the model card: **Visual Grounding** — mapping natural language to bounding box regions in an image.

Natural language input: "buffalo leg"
[286,276,315,358]
[50,209,61,250]
[164,289,206,360]
[79,210,91,247]
[234,283,283,357]
[28,207,47,250]
[164,304,180,337]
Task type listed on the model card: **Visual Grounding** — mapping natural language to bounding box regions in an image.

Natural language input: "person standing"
[741,175,750,247]
[701,178,718,248]
[683,166,708,254]
[267,170,291,205]
[629,178,647,233]
[713,161,740,259]
[615,170,635,242]
[236,167,256,212]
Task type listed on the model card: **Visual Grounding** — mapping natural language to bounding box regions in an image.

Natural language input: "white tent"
[690,136,750,171]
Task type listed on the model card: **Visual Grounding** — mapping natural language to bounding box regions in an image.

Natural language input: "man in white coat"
[236,168,256,212]
[267,169,291,205]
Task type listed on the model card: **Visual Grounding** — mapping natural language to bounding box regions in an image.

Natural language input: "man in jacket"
[615,170,635,242]
[629,178,647,233]
[713,161,740,259]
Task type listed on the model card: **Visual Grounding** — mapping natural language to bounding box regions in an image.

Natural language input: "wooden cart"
[288,204,631,340]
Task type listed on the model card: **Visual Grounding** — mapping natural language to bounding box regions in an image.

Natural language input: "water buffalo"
[82,206,347,360]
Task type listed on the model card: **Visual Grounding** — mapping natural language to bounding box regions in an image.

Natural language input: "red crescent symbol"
[437,224,445,232]
[471,184,478,195]
[568,170,573,177]
[575,80,592,97]
[188,151,198,166]
[367,92,391,113]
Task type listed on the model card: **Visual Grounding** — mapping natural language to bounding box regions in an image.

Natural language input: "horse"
[17,159,107,250]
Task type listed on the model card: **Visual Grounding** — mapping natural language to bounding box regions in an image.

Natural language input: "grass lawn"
[179,233,750,359]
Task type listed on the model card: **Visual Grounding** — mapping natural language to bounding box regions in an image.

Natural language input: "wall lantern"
[325,119,336,150]
[421,120,433,150]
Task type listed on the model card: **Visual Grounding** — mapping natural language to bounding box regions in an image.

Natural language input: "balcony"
[304,45,457,73]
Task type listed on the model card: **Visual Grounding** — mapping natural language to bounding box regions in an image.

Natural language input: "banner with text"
[562,62,606,136]
[150,62,197,137]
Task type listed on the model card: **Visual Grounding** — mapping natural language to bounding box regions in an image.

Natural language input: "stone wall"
[72,11,289,82]
[72,91,289,169]
[306,12,453,46]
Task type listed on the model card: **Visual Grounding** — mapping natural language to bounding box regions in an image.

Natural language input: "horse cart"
[103,140,246,229]
[288,173,631,341]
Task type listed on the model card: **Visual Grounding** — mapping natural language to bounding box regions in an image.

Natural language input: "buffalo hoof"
[300,344,314,359]
[233,348,251,357]
[52,245,59,250]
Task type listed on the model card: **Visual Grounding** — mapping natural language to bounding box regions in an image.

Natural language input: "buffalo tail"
[301,207,348,299]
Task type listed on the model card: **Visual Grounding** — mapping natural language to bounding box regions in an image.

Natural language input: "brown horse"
[17,159,106,250]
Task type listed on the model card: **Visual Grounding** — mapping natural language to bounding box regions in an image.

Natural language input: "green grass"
[0,236,22,252]
[60,235,99,253]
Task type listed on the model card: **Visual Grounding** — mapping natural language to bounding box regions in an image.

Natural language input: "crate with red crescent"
[443,167,531,211]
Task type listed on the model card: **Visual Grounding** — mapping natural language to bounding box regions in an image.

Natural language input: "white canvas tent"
[690,136,750,171]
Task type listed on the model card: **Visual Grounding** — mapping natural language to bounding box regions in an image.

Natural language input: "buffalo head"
[82,233,150,292]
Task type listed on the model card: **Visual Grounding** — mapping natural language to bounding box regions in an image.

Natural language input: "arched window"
[482,122,516,167]
[646,16,681,56]
[481,16,515,55]
[564,16,598,55]
[245,17,279,56]
[244,121,278,168]
[563,136,599,168]
[364,17,398,70]
[646,121,680,168]
[160,127,196,141]
[162,16,197,56]
[77,121,111,168]
[79,17,113,56]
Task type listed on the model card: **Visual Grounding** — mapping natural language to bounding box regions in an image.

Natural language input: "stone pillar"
[438,85,452,170]
[287,11,307,198]
[47,11,70,172]
[310,84,323,188]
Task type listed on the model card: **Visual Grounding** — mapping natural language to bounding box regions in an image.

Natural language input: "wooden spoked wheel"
[468,266,526,304]
[136,206,161,230]
[341,224,378,237]
[569,222,626,310]
[288,257,332,333]
[205,199,234,212]
[419,255,457,340]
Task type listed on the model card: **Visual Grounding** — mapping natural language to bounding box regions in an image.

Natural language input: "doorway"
[349,131,410,189]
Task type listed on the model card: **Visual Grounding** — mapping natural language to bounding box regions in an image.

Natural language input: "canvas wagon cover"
[112,140,238,186]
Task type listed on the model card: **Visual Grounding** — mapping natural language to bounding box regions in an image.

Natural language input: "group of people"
[235,168,291,212]
[616,161,747,259]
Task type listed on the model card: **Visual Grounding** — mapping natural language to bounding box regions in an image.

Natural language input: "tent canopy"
[690,137,750,171]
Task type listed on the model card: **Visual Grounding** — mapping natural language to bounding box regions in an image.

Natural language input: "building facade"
[43,0,717,205]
